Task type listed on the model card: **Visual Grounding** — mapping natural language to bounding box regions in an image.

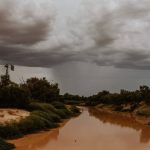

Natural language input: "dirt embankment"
[0,109,30,124]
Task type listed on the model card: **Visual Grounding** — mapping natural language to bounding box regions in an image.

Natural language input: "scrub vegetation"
[85,86,150,115]
[0,75,80,150]
[1,66,150,150]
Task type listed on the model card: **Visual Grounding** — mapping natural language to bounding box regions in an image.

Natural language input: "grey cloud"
[82,0,150,69]
[91,18,116,47]
[0,0,53,45]
[114,50,150,70]
[0,45,79,67]
[0,20,51,45]
[87,0,150,48]
[1,0,150,70]
[93,49,150,70]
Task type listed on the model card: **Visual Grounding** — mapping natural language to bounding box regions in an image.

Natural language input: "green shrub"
[55,109,72,119]
[32,111,61,123]
[70,106,80,115]
[0,102,75,141]
[29,102,72,119]
[51,101,66,109]
[64,100,82,105]
[29,102,57,113]
[17,114,57,134]
[0,124,22,139]
[0,85,29,109]
[0,138,15,150]
[0,110,59,139]
[17,115,46,134]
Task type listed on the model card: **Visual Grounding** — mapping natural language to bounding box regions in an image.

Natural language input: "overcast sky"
[1,0,150,95]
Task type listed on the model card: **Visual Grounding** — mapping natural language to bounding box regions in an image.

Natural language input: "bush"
[64,100,82,105]
[0,113,58,139]
[29,102,71,119]
[17,115,57,134]
[0,102,75,141]
[55,109,72,119]
[0,138,15,150]
[0,123,22,139]
[18,115,45,134]
[29,102,57,113]
[70,106,80,115]
[0,85,29,109]
[51,101,66,109]
[32,111,61,123]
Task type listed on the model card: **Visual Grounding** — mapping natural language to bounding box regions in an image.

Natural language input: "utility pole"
[5,64,10,83]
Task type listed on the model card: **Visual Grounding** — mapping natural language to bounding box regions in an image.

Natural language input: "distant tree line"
[1,72,150,109]
[86,86,150,106]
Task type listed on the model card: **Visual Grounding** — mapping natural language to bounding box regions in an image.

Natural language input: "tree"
[139,85,150,104]
[0,84,29,108]
[21,77,60,103]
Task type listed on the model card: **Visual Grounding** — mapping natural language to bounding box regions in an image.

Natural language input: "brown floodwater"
[10,107,150,150]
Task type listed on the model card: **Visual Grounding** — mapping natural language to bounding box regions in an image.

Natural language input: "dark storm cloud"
[88,13,116,47]
[81,0,150,70]
[0,45,79,67]
[114,50,150,70]
[93,49,150,69]
[0,19,51,45]
[87,0,150,48]
[1,0,150,70]
[0,0,53,45]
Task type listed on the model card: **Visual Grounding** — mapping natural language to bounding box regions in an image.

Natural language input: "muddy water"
[11,107,150,150]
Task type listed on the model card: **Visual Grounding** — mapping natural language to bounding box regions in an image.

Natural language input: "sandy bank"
[0,109,30,124]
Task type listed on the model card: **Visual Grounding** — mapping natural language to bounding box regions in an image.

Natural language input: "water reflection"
[10,125,61,150]
[88,108,150,143]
